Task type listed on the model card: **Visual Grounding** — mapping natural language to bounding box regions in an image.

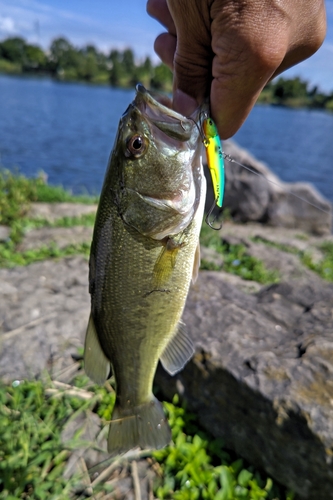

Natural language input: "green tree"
[272,77,308,100]
[151,63,173,91]
[122,48,135,75]
[109,50,124,86]
[24,44,46,69]
[131,56,153,87]
[83,44,107,71]
[78,52,98,81]
[109,49,121,65]
[49,37,80,73]
[0,37,26,63]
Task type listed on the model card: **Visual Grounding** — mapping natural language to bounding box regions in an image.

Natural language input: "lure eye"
[126,134,147,157]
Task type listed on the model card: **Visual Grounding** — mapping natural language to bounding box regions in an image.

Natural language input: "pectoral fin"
[152,238,183,289]
[160,324,194,375]
[84,313,110,385]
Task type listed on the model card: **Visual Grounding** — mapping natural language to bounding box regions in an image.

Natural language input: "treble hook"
[205,198,223,230]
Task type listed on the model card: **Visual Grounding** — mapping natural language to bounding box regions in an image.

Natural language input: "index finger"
[146,0,176,35]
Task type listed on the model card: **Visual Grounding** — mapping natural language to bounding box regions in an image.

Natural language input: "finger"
[154,33,176,71]
[168,1,212,108]
[209,47,281,138]
[146,0,176,35]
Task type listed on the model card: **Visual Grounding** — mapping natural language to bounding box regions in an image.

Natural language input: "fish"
[84,84,207,456]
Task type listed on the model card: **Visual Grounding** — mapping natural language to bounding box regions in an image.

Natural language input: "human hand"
[147,0,326,138]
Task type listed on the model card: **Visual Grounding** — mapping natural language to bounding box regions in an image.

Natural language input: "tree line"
[1,36,333,110]
[258,76,333,111]
[0,36,172,91]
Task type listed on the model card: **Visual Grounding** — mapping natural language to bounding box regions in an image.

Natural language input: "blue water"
[234,105,333,200]
[1,74,333,202]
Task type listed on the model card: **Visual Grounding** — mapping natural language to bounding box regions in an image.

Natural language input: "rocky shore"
[1,142,333,498]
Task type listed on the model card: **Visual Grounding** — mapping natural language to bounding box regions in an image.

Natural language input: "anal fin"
[84,313,110,385]
[160,323,194,375]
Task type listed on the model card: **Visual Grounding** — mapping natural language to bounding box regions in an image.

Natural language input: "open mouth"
[134,84,197,143]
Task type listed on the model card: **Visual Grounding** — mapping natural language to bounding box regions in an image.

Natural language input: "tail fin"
[107,396,171,456]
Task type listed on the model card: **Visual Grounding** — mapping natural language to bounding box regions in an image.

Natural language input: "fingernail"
[173,89,198,116]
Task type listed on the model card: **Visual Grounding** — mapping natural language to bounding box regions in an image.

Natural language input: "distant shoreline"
[1,35,333,110]
[1,70,333,113]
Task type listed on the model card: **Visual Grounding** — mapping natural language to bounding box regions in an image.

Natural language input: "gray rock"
[0,225,10,242]
[200,245,224,269]
[205,140,332,235]
[0,257,90,381]
[155,272,333,500]
[18,226,93,251]
[28,202,97,222]
[1,219,333,498]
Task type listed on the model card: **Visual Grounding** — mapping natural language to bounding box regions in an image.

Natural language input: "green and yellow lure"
[202,117,225,208]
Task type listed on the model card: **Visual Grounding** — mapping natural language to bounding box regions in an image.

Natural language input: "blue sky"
[0,0,333,92]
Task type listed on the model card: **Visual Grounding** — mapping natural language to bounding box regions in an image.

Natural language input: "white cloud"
[0,16,16,35]
[0,0,159,60]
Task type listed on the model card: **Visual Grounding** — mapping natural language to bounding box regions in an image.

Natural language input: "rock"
[61,409,108,483]
[267,182,332,235]
[0,225,10,242]
[0,256,90,381]
[18,226,93,251]
[61,409,157,499]
[1,218,333,498]
[204,140,332,235]
[28,202,97,222]
[200,245,224,269]
[155,272,333,500]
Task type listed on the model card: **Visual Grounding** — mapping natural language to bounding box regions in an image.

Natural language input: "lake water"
[1,74,332,202]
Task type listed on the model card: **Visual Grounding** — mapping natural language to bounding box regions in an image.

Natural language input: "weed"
[200,224,279,284]
[301,241,333,281]
[0,378,294,500]
[0,242,90,268]
[153,395,293,500]
[0,168,97,228]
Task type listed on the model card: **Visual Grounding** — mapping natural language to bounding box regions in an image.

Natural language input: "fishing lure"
[202,117,225,208]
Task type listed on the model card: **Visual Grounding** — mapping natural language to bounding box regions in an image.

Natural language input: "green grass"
[35,181,98,204]
[200,224,280,284]
[0,242,91,268]
[0,376,294,500]
[0,168,97,227]
[0,379,89,499]
[0,169,97,268]
[250,236,299,255]
[301,241,333,281]
[2,169,331,287]
[153,395,295,500]
[250,235,333,283]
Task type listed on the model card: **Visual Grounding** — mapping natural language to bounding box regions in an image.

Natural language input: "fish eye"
[126,134,147,158]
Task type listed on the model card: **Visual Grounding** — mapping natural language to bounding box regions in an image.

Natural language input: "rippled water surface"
[1,74,332,202]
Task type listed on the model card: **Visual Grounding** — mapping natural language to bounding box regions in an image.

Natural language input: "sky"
[0,0,333,92]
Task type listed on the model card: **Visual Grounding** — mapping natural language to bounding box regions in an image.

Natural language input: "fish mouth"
[133,84,198,143]
[135,83,183,120]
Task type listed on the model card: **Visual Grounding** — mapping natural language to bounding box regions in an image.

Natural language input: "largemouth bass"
[84,84,207,456]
